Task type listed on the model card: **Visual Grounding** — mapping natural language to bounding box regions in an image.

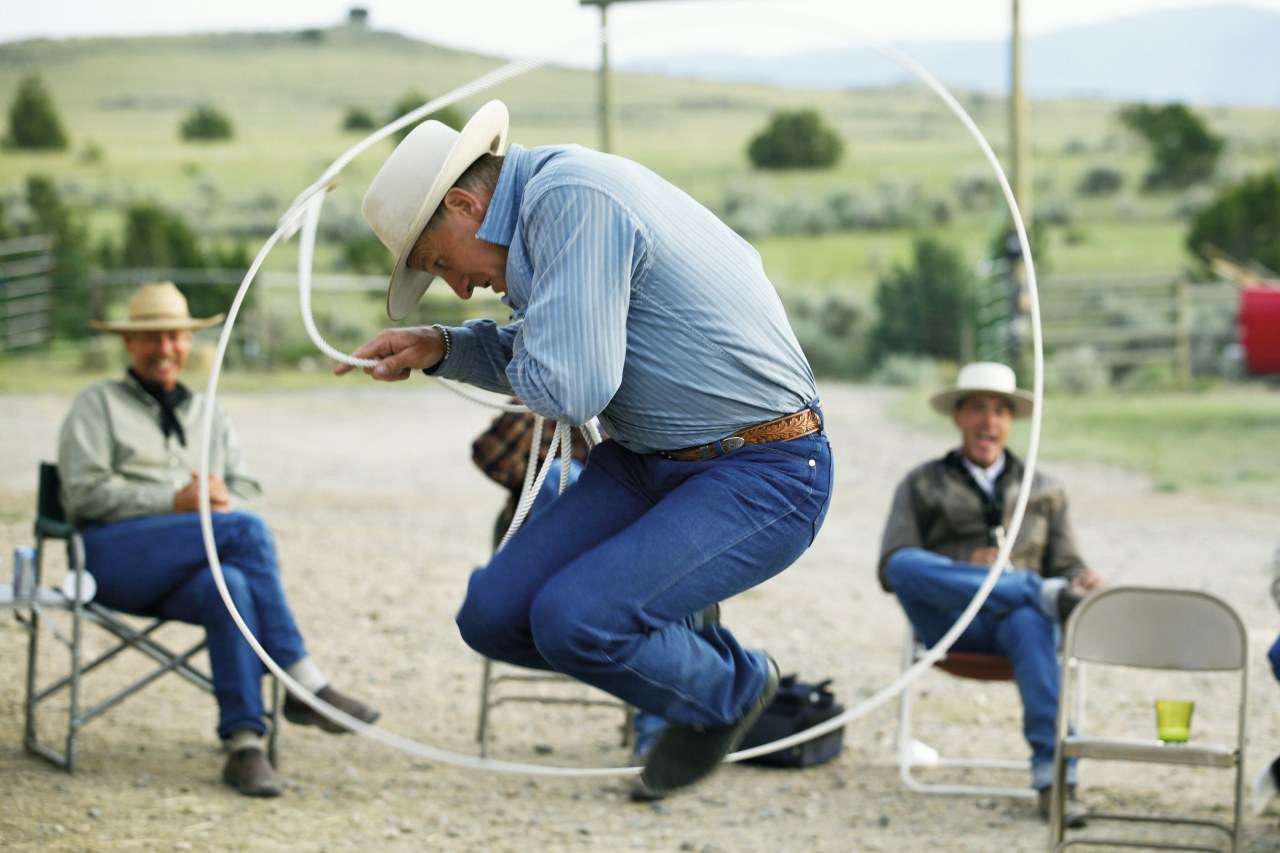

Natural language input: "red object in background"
[1239,284,1280,374]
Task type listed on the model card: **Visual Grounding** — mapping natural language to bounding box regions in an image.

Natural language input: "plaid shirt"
[471,409,591,494]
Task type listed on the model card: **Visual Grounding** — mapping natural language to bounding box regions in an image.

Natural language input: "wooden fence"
[975,268,1239,384]
[0,235,55,353]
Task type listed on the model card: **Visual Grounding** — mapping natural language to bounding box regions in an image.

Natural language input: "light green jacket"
[57,374,262,526]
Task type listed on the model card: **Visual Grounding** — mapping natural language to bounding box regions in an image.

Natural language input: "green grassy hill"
[4,24,1278,297]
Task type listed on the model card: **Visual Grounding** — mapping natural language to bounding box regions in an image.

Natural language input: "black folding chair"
[19,462,280,771]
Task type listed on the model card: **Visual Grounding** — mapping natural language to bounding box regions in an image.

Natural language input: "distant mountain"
[621,4,1280,107]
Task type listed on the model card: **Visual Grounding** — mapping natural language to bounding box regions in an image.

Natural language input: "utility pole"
[579,0,619,152]
[579,0,697,153]
[1010,0,1031,223]
[1007,0,1032,377]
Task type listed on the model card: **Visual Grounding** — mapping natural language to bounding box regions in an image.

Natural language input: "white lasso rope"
[197,16,1043,776]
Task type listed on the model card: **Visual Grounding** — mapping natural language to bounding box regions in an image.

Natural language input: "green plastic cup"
[1155,698,1194,743]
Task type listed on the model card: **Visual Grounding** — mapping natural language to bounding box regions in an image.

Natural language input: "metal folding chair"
[897,620,1037,800]
[19,462,280,772]
[475,658,634,757]
[1048,586,1248,852]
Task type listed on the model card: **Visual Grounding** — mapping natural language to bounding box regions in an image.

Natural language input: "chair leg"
[898,626,1034,800]
[267,675,281,768]
[476,658,494,758]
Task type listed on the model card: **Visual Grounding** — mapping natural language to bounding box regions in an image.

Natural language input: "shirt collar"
[476,143,529,249]
[960,452,1006,498]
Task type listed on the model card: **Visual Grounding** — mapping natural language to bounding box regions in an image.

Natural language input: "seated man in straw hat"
[877,362,1105,819]
[338,100,833,800]
[58,282,380,798]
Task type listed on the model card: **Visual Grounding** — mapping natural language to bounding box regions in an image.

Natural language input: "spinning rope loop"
[196,16,1044,777]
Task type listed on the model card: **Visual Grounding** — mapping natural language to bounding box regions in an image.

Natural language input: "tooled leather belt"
[659,408,822,462]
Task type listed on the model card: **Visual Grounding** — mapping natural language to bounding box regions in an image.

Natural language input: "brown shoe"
[223,747,282,797]
[284,684,380,734]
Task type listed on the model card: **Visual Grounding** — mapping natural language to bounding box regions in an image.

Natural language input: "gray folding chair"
[475,658,634,757]
[897,620,1037,800]
[1048,585,1248,852]
[20,462,280,772]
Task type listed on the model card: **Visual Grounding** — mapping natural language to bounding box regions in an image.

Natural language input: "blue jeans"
[457,411,833,729]
[886,547,1074,788]
[80,511,308,740]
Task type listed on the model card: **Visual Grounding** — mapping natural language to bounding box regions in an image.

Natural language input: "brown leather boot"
[284,684,380,734]
[223,747,282,797]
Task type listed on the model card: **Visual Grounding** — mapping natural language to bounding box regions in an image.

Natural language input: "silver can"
[13,546,36,600]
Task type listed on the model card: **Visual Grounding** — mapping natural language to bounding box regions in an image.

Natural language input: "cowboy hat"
[929,362,1034,419]
[361,100,510,321]
[89,282,224,333]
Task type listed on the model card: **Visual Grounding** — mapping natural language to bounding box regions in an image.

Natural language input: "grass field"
[3,26,1279,506]
[3,24,1279,292]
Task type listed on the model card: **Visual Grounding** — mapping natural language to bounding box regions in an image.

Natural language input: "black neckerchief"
[129,369,191,446]
[944,449,1018,546]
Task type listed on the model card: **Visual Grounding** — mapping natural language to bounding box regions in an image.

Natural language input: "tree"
[6,74,68,150]
[180,105,234,142]
[1185,170,1280,276]
[121,202,206,269]
[747,109,843,170]
[115,201,238,321]
[869,237,973,364]
[389,92,463,143]
[21,176,93,338]
[1117,103,1223,190]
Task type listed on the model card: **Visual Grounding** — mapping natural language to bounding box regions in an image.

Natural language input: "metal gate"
[0,234,55,352]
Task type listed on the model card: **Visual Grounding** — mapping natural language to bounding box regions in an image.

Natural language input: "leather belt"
[659,408,822,462]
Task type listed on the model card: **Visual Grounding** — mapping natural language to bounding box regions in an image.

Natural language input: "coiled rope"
[195,16,1043,776]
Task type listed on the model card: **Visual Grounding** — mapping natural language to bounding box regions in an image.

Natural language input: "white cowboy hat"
[929,362,1034,419]
[89,282,224,333]
[361,99,510,320]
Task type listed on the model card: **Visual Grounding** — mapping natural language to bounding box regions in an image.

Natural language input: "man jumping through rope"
[338,100,833,800]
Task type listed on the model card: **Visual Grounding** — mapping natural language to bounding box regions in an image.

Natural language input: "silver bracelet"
[431,323,452,365]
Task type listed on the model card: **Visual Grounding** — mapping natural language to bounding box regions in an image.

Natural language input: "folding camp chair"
[1048,586,1248,852]
[19,462,280,772]
[897,620,1037,800]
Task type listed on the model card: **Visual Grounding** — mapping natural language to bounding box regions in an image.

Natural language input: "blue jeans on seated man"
[457,427,833,740]
[885,546,1077,790]
[80,511,308,741]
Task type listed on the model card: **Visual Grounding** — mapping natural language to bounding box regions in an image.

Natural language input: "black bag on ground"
[739,674,845,768]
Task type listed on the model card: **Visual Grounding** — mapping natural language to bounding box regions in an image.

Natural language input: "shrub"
[869,237,973,365]
[786,291,872,380]
[747,109,843,170]
[342,106,377,132]
[1076,166,1124,197]
[180,105,234,142]
[1117,103,1223,190]
[1185,170,1280,275]
[6,73,68,150]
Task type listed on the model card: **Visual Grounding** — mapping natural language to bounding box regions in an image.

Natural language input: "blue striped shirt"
[438,143,817,454]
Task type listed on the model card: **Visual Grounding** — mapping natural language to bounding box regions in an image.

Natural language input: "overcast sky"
[5,0,1280,66]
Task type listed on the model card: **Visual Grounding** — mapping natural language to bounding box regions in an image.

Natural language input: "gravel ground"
[1,381,1278,853]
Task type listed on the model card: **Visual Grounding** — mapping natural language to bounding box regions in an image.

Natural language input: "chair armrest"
[35,517,77,539]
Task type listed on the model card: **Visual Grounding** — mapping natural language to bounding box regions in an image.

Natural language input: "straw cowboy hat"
[89,282,224,333]
[929,361,1035,419]
[361,99,510,321]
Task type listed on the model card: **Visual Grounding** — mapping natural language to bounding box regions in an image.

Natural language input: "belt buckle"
[721,436,746,453]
